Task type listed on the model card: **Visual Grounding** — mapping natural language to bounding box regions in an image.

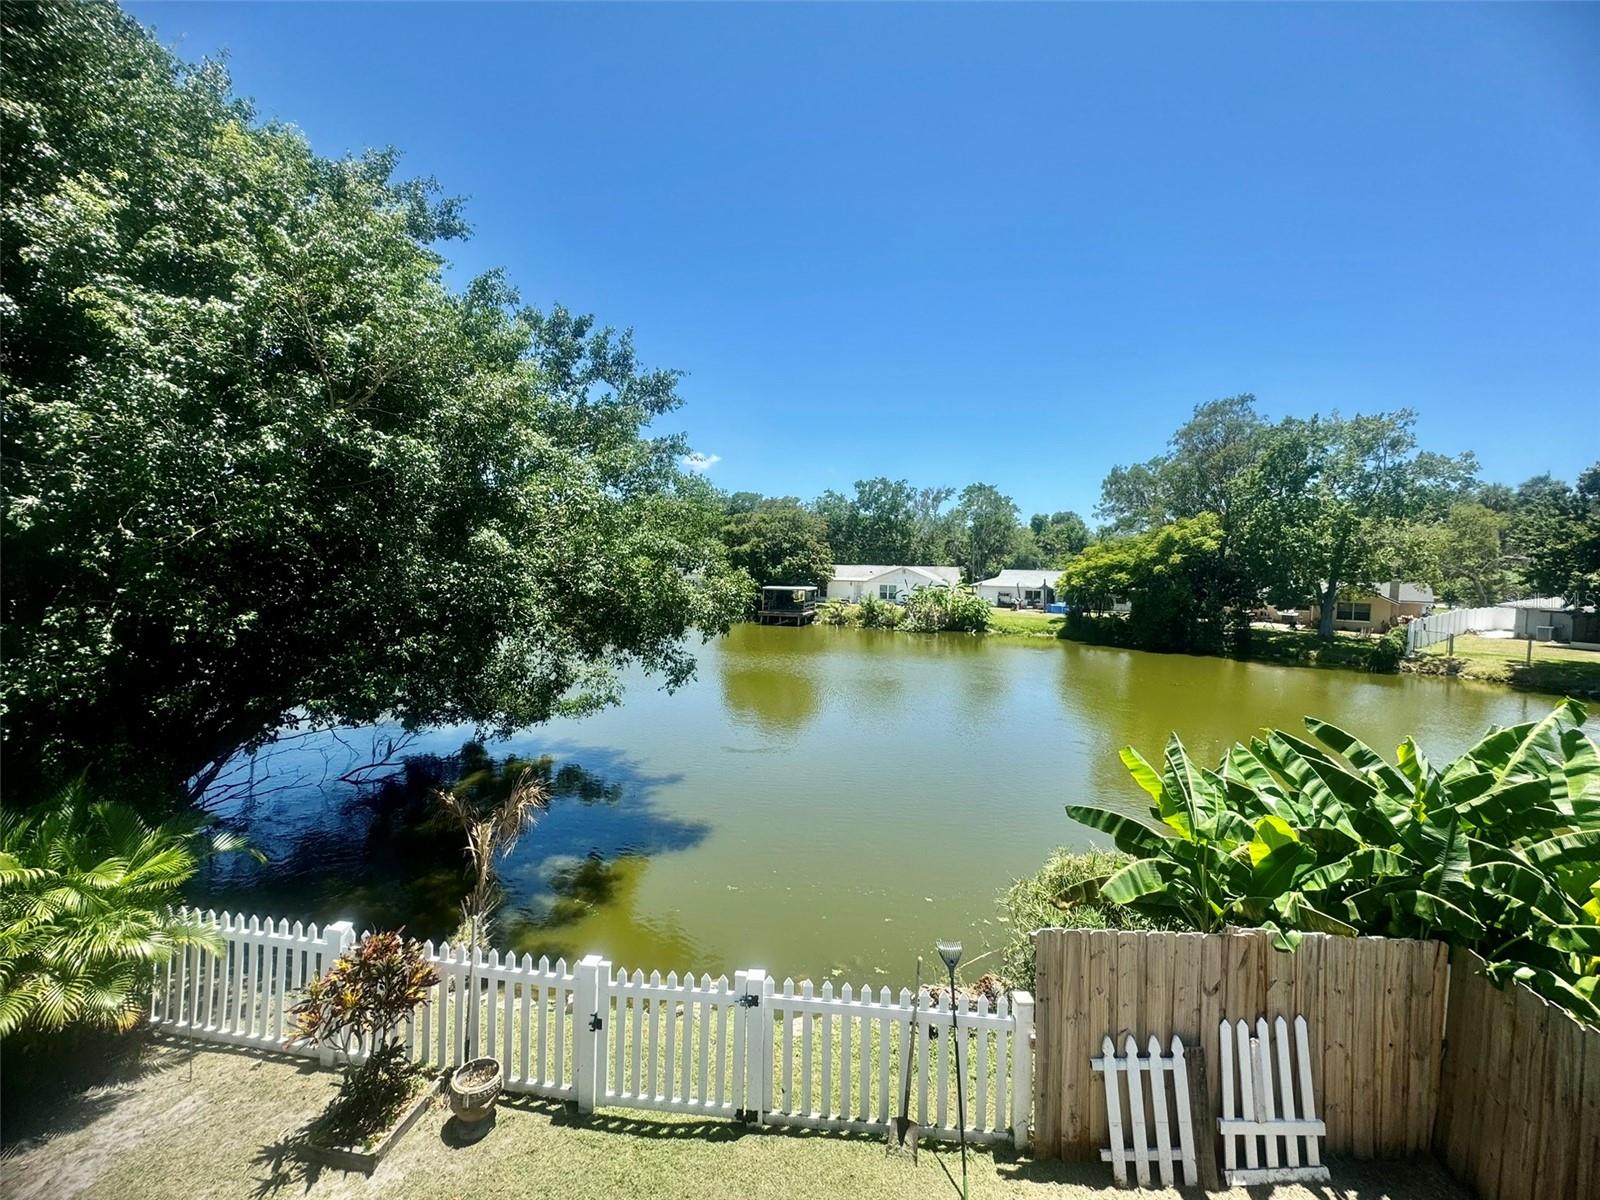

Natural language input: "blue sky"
[130,2,1598,519]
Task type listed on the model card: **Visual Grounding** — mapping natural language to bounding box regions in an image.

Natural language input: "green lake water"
[199,624,1586,984]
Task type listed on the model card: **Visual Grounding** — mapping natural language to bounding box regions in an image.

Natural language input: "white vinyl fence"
[151,909,1033,1149]
[1404,605,1517,653]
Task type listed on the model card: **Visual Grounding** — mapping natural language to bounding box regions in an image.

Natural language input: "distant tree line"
[715,396,1598,649]
[712,480,1091,601]
[1072,395,1598,652]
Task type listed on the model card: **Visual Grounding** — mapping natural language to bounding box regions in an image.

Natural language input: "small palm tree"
[436,759,549,1058]
[0,782,259,1038]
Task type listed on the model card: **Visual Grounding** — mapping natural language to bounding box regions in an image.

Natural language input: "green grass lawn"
[1414,633,1600,697]
[986,609,1064,639]
[2,1034,1469,1200]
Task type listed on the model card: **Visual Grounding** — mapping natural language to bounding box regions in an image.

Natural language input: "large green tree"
[1096,394,1267,533]
[953,483,1021,582]
[1430,501,1512,607]
[1060,514,1230,653]
[811,476,925,565]
[720,502,833,595]
[1516,465,1600,605]
[1234,411,1474,638]
[0,1,748,806]
[1030,510,1093,562]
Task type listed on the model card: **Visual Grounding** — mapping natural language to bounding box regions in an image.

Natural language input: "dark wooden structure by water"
[757,585,820,625]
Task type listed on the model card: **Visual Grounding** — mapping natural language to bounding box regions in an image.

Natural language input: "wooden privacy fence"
[1031,927,1450,1162]
[150,908,1034,1148]
[1434,948,1600,1200]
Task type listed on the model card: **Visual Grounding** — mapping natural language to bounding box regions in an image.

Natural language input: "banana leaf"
[1523,829,1600,871]
[1304,717,1412,795]
[1064,803,1175,855]
[1483,960,1600,1026]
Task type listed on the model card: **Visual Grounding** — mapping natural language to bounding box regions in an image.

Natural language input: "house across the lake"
[976,568,1062,610]
[1296,581,1435,633]
[825,564,960,602]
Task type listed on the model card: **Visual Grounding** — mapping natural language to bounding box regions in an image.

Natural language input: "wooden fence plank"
[1144,933,1173,1046]
[1060,927,1088,1158]
[1196,932,1225,1164]
[1578,1015,1600,1200]
[1379,937,1411,1157]
[1033,924,1600,1196]
[1351,939,1382,1160]
[1502,984,1542,1200]
[1470,975,1515,1195]
[1031,933,1055,1158]
[1319,934,1353,1154]
[1115,931,1143,1045]
[1084,931,1113,1159]
[1169,932,1202,1046]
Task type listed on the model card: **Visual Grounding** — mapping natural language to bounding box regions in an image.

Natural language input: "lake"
[198,624,1583,983]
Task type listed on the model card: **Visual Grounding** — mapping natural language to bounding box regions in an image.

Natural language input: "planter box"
[298,1073,443,1174]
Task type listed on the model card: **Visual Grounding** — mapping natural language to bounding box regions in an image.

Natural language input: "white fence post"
[573,953,608,1113]
[315,920,357,1067]
[1011,989,1034,1151]
[737,969,768,1121]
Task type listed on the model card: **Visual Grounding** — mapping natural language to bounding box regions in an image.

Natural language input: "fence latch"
[737,993,761,1008]
[588,1013,603,1032]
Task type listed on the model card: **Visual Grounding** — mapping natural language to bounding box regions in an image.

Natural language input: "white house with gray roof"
[826,564,960,602]
[975,568,1063,609]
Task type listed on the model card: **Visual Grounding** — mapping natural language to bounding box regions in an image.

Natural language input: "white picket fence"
[762,976,1029,1143]
[150,909,1033,1149]
[1217,1016,1328,1187]
[1091,1034,1198,1187]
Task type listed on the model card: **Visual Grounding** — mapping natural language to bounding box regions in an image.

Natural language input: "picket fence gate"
[150,909,1033,1149]
[1090,1034,1198,1187]
[1217,1016,1328,1187]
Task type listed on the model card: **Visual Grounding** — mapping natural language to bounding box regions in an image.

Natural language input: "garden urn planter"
[447,1057,503,1123]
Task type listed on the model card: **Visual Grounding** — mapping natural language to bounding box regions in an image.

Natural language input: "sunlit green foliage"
[1,1,747,805]
[997,849,1163,991]
[854,594,905,629]
[1066,700,1600,1023]
[901,584,992,633]
[1060,513,1233,653]
[0,784,258,1036]
[719,500,832,595]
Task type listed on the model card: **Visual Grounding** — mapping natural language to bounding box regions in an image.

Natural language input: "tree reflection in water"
[192,741,706,963]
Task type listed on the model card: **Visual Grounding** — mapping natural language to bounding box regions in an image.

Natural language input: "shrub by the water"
[1368,625,1409,672]
[996,848,1164,992]
[817,599,855,626]
[855,594,904,629]
[902,584,992,633]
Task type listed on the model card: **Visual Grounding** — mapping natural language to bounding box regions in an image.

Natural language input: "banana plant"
[1067,699,1600,1025]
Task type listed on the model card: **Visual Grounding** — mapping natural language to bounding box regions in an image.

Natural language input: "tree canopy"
[1091,396,1497,644]
[0,1,747,805]
[719,501,833,595]
[1060,513,1230,653]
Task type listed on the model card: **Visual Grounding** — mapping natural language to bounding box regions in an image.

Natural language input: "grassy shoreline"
[1409,634,1600,697]
[986,612,1600,697]
[803,611,1600,697]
